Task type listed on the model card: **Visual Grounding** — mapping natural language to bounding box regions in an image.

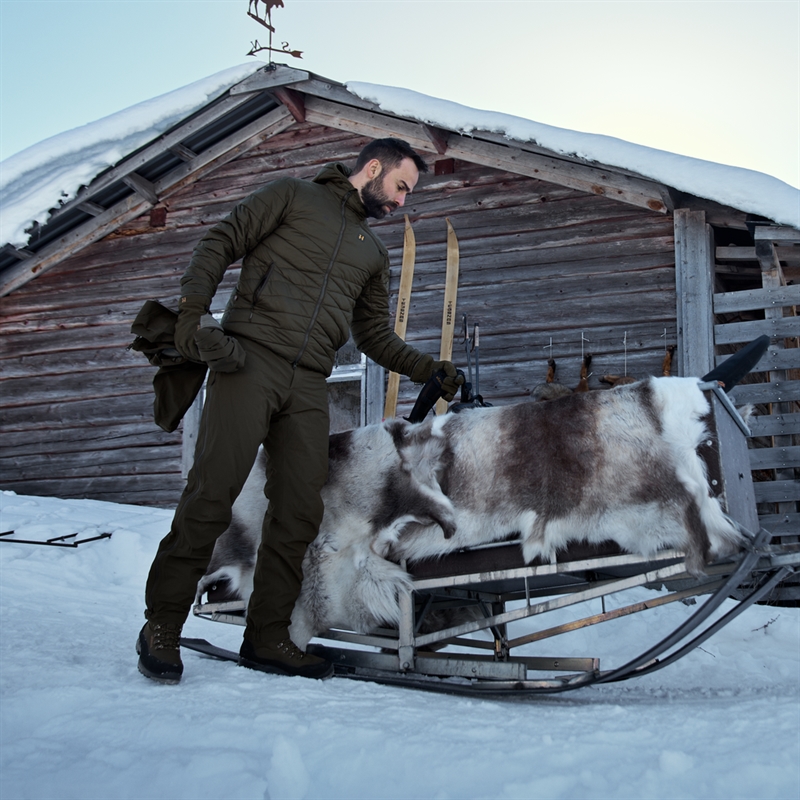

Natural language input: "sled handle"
[406,368,465,424]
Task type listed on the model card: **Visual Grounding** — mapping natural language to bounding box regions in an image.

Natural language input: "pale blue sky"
[1,0,798,188]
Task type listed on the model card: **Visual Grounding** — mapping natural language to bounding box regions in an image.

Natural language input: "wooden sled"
[190,384,799,695]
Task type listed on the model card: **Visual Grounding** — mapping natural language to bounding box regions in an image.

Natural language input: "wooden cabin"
[1,65,797,594]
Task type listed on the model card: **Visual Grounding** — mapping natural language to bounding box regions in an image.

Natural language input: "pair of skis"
[383,215,460,420]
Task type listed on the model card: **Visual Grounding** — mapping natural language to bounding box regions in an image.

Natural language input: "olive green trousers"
[144,339,330,644]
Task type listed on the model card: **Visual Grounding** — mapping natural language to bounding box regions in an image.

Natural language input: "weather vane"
[247,0,303,63]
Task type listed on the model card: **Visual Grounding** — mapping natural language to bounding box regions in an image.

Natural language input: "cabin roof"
[2,63,798,297]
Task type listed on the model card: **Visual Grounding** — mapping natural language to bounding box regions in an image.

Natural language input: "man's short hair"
[353,138,428,175]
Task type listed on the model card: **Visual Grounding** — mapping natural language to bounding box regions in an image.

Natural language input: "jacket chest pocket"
[232,263,275,319]
[249,263,276,319]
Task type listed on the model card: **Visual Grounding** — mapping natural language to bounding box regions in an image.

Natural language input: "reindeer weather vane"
[247,0,303,62]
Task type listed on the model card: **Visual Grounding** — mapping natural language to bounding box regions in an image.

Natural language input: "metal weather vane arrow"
[246,0,302,62]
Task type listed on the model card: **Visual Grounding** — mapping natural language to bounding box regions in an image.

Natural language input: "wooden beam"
[447,137,672,214]
[0,244,33,260]
[749,413,800,437]
[271,86,306,122]
[729,379,800,405]
[121,172,159,204]
[755,239,786,286]
[466,127,676,202]
[716,245,800,263]
[0,193,151,298]
[434,158,456,176]
[77,200,106,217]
[754,226,800,244]
[0,105,295,298]
[714,317,800,345]
[168,143,198,162]
[40,91,260,228]
[151,105,294,199]
[749,445,800,471]
[674,208,715,377]
[303,96,672,213]
[714,345,798,372]
[753,479,800,505]
[229,65,310,95]
[291,78,381,112]
[713,283,800,314]
[423,124,450,155]
[304,95,435,153]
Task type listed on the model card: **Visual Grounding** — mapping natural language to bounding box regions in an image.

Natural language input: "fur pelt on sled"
[197,377,744,649]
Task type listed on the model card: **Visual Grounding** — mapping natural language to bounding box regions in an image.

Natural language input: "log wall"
[0,123,677,507]
[385,160,677,414]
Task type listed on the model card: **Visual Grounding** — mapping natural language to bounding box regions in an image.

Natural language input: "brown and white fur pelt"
[197,376,743,650]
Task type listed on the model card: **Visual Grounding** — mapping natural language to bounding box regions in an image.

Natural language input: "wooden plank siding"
[714,230,800,544]
[381,161,677,414]
[0,124,367,506]
[1,122,677,507]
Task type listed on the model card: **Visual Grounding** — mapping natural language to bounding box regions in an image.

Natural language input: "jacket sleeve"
[179,179,294,300]
[350,254,428,378]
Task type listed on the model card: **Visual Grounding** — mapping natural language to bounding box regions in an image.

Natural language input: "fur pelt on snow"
[197,377,743,649]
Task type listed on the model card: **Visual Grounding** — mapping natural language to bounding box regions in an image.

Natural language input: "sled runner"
[187,531,794,695]
[188,348,800,695]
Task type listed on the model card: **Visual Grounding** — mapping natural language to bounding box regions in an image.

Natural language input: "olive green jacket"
[180,163,426,378]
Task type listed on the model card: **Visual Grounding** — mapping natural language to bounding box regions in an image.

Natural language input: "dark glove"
[410,356,465,402]
[194,315,246,373]
[174,295,209,362]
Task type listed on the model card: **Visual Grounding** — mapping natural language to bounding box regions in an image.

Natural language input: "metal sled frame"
[191,386,799,695]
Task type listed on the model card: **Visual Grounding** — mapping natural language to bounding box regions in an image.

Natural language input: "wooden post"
[674,209,715,377]
[365,358,385,426]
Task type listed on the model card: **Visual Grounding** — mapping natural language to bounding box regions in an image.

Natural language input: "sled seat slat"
[408,539,623,581]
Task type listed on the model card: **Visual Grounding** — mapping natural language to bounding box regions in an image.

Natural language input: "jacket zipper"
[249,264,275,321]
[292,190,354,368]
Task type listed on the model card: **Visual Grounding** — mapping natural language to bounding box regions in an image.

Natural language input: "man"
[137,138,463,683]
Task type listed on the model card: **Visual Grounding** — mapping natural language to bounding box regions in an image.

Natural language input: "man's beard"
[360,175,398,219]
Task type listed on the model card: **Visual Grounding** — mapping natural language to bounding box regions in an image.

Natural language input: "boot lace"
[275,639,307,660]
[151,623,182,652]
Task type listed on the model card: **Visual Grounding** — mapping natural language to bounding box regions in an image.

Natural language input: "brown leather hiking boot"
[239,637,334,679]
[136,622,183,684]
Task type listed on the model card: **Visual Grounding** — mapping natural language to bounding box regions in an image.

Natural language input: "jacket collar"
[313,162,367,219]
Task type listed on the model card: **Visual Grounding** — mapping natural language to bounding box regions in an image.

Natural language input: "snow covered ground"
[1,490,798,800]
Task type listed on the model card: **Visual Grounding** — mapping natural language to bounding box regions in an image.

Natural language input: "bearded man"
[137,138,462,683]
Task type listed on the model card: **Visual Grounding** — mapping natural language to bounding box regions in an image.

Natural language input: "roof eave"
[1,65,791,298]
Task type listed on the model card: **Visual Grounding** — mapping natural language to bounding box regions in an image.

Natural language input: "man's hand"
[174,295,209,362]
[194,316,246,373]
[411,356,465,402]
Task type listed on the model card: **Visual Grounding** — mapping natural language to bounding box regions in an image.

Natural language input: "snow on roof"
[0,63,261,247]
[348,82,800,229]
[2,67,798,251]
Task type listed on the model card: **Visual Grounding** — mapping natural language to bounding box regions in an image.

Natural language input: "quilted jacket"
[180,163,425,378]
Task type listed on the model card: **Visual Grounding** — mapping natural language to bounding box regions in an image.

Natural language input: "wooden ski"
[436,218,459,415]
[383,215,416,419]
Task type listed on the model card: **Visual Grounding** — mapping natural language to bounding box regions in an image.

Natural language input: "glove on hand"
[174,295,209,362]
[194,315,246,373]
[410,356,465,402]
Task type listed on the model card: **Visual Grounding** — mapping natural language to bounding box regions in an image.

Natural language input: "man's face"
[361,158,420,219]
